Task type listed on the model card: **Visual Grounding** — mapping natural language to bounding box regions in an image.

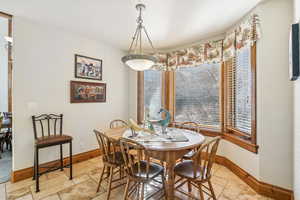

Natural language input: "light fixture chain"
[128,26,140,53]
[143,26,156,53]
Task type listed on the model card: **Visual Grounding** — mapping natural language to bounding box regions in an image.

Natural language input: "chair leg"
[141,183,144,200]
[208,179,217,200]
[161,173,167,200]
[33,147,36,180]
[69,141,73,180]
[35,146,40,193]
[123,178,130,200]
[198,183,204,200]
[97,165,106,193]
[60,144,63,171]
[137,183,140,199]
[106,167,114,200]
[188,181,192,193]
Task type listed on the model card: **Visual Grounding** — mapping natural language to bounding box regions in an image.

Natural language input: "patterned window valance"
[152,14,260,70]
[223,14,261,61]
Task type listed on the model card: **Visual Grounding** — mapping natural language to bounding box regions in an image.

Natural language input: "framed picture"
[75,54,102,80]
[70,81,106,103]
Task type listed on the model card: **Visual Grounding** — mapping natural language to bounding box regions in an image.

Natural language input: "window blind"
[175,64,220,127]
[144,70,162,120]
[226,46,252,135]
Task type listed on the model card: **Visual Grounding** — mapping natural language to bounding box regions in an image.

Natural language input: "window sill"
[223,133,259,154]
[172,124,258,154]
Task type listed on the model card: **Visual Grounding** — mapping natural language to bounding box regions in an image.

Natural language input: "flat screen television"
[289,22,300,81]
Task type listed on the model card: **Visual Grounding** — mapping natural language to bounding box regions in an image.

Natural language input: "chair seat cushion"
[174,160,206,179]
[35,135,72,148]
[132,160,164,179]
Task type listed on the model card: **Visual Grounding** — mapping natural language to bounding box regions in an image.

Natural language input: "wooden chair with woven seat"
[174,136,221,200]
[32,114,73,192]
[110,119,128,129]
[94,129,127,200]
[120,138,167,200]
[179,122,202,160]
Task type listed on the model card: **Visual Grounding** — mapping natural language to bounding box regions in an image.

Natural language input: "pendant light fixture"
[122,3,157,71]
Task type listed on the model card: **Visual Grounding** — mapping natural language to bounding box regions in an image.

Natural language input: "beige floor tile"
[93,184,125,200]
[0,183,6,200]
[221,187,241,199]
[47,169,67,180]
[214,166,234,179]
[7,187,32,200]
[41,194,60,200]
[236,188,271,200]
[88,157,102,166]
[6,157,274,200]
[211,163,222,175]
[72,174,92,185]
[88,168,102,183]
[211,175,228,187]
[15,194,33,200]
[64,161,98,178]
[6,175,47,194]
[58,179,100,200]
[31,174,73,200]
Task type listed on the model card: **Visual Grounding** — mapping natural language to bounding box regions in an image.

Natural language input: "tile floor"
[0,148,12,184]
[0,156,273,200]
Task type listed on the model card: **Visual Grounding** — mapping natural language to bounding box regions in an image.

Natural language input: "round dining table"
[101,127,205,200]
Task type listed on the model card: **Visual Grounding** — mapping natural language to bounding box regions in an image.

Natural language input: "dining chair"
[110,119,128,129]
[174,136,221,200]
[120,138,167,200]
[0,116,5,159]
[32,114,73,192]
[179,122,202,160]
[3,112,12,151]
[94,129,126,200]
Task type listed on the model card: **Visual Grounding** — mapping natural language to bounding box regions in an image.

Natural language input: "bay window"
[137,44,257,153]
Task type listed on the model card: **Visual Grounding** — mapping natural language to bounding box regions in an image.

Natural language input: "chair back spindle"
[32,114,63,139]
[109,119,128,129]
[94,130,118,164]
[120,138,150,179]
[194,136,221,180]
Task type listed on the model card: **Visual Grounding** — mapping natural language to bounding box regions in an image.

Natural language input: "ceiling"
[0,0,262,51]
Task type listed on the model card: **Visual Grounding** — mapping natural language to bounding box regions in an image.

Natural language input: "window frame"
[137,43,258,153]
[223,43,258,153]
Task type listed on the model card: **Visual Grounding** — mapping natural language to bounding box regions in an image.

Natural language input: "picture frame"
[75,54,102,80]
[70,81,106,103]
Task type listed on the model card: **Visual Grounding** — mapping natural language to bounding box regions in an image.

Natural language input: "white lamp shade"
[125,59,155,71]
[122,54,157,71]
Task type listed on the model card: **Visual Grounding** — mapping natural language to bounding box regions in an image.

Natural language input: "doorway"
[0,12,12,183]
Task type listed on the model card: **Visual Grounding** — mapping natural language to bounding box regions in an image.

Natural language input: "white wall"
[255,0,293,189]
[0,17,9,112]
[294,0,300,198]
[127,0,294,190]
[12,17,129,170]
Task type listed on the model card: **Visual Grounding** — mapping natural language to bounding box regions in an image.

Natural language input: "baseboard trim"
[215,155,294,200]
[11,149,100,183]
[11,149,293,200]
